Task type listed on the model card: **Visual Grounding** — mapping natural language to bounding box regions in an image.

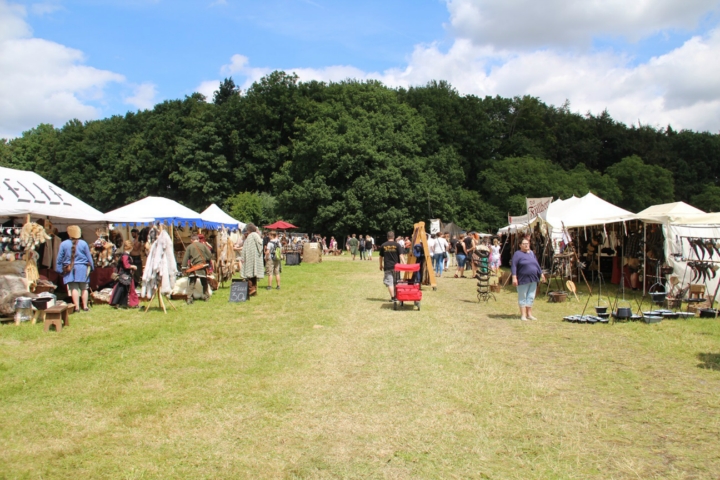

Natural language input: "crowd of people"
[52,220,540,322]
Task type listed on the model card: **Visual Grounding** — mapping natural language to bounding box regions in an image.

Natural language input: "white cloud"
[195,79,220,100]
[0,1,30,41]
[124,82,158,110]
[219,23,720,133]
[30,3,62,15]
[0,0,125,138]
[446,0,720,49]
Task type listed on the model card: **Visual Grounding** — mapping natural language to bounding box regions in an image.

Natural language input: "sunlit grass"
[1,256,719,478]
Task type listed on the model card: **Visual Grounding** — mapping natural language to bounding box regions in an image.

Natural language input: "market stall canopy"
[634,202,705,224]
[104,196,204,227]
[0,165,106,223]
[264,220,297,230]
[545,193,632,229]
[441,222,463,237]
[201,204,246,230]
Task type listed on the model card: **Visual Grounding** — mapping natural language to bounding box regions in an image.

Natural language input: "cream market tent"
[631,202,718,295]
[200,204,246,230]
[0,166,106,234]
[104,196,204,227]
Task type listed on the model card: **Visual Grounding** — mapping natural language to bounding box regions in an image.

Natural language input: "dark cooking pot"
[650,291,667,304]
[32,297,52,311]
[699,308,720,318]
[594,306,607,314]
[614,307,632,318]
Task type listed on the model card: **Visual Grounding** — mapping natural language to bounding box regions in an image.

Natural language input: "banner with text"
[526,197,553,220]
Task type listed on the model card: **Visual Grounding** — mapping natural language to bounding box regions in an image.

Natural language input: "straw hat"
[67,225,81,239]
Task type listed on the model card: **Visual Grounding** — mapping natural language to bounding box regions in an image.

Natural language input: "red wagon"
[393,263,422,311]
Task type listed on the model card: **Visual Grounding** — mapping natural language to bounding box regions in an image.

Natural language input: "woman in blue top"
[56,225,95,312]
[511,237,545,321]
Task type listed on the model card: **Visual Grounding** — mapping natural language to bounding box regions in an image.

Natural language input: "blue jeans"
[432,254,445,276]
[517,282,538,307]
[456,254,466,268]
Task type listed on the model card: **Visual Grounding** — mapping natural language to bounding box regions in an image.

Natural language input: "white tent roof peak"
[0,165,105,223]
[104,196,204,226]
[637,202,705,217]
[201,204,246,230]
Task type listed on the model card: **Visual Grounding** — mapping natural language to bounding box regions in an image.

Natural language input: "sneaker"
[528,315,538,320]
[520,316,528,321]
[266,286,272,290]
[186,298,194,305]
[276,285,280,290]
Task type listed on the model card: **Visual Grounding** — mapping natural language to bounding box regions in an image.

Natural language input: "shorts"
[517,282,538,307]
[456,254,467,268]
[266,259,281,276]
[67,282,89,292]
[383,270,395,287]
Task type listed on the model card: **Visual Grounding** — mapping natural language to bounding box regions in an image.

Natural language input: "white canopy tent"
[0,166,106,226]
[630,202,719,296]
[200,204,245,231]
[104,196,204,228]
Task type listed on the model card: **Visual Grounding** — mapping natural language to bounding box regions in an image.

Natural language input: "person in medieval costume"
[56,225,95,312]
[241,223,265,296]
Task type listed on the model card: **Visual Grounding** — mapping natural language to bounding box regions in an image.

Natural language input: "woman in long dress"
[110,240,140,308]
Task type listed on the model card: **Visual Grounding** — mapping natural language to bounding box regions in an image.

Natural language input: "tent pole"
[643,221,647,296]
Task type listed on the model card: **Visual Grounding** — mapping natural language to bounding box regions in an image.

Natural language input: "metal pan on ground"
[643,315,663,324]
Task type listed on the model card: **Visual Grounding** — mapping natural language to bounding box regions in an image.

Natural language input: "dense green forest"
[2,72,719,236]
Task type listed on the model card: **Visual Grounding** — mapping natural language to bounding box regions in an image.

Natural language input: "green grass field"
[2,255,720,479]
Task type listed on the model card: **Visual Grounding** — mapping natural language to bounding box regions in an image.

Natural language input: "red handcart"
[393,263,422,311]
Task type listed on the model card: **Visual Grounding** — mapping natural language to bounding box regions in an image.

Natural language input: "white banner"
[430,219,441,234]
[526,197,553,219]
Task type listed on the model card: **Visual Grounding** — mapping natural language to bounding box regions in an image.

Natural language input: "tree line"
[1,72,719,236]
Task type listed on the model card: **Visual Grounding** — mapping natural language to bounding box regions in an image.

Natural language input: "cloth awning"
[0,166,106,224]
[201,204,246,230]
[104,196,204,227]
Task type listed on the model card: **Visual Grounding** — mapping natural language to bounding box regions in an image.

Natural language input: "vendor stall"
[0,166,108,319]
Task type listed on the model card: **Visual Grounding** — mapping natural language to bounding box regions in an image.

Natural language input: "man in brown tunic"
[182,234,213,304]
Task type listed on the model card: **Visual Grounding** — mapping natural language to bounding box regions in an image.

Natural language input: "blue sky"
[2,0,720,138]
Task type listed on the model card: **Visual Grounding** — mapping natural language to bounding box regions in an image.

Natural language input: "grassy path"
[1,256,719,478]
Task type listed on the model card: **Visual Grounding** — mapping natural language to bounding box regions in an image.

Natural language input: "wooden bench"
[41,305,70,332]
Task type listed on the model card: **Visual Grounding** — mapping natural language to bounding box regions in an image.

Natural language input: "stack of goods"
[0,261,36,317]
[476,249,494,302]
[1,226,25,261]
[141,228,177,298]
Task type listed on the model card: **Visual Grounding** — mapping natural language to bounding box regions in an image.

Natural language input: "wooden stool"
[689,284,706,299]
[43,305,69,332]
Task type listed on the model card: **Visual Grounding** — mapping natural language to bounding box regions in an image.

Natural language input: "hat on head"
[67,225,81,239]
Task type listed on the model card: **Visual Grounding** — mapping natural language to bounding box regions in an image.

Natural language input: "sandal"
[454,274,458,278]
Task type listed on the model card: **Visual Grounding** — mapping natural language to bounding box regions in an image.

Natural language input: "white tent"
[0,166,106,224]
[201,204,245,230]
[104,196,204,227]
[635,202,705,224]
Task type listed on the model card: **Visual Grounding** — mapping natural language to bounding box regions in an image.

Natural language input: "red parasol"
[264,220,298,230]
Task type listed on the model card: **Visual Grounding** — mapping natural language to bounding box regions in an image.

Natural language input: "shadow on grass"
[697,353,720,371]
[366,298,390,302]
[487,314,520,320]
